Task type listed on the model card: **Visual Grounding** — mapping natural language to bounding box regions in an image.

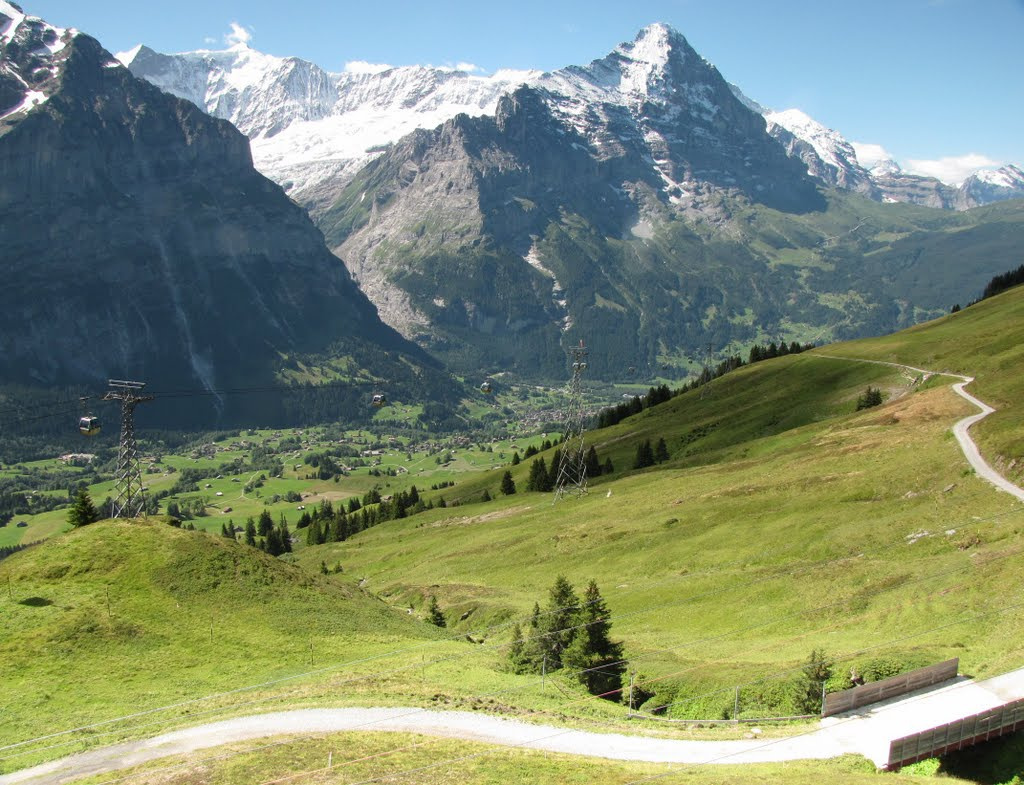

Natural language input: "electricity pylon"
[103,380,153,518]
[554,340,589,501]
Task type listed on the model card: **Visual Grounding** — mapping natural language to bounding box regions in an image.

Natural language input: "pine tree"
[277,516,292,553]
[500,470,516,495]
[654,437,670,464]
[562,580,625,697]
[798,649,833,714]
[428,595,446,627]
[257,509,274,537]
[536,575,581,670]
[511,452,521,465]
[67,486,99,528]
[265,527,284,557]
[584,446,601,478]
[526,457,548,491]
[480,488,492,502]
[306,518,322,546]
[633,440,655,469]
[602,457,614,475]
[244,518,257,547]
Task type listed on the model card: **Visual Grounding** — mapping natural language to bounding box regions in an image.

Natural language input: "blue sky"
[22,0,1024,181]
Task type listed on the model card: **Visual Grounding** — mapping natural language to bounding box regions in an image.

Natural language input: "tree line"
[596,341,814,430]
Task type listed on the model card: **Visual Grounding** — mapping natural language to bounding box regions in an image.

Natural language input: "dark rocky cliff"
[0,17,434,425]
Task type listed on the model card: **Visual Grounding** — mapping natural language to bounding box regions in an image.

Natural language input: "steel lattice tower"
[553,340,589,501]
[103,380,154,519]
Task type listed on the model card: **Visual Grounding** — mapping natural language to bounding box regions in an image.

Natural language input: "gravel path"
[5,667,1024,784]
[811,354,1024,502]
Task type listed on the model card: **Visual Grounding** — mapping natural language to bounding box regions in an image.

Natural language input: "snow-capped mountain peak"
[0,1,78,123]
[764,108,870,189]
[613,22,676,96]
[974,163,1024,189]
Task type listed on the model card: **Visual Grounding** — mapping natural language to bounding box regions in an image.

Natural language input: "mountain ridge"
[122,21,1022,212]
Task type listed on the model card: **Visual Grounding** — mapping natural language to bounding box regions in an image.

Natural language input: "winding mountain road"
[4,356,1023,785]
[812,354,1024,502]
[5,667,1024,785]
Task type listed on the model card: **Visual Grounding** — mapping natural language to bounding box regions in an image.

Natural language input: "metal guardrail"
[886,697,1024,769]
[822,658,959,718]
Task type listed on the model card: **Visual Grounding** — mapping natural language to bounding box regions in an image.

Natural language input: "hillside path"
[811,354,1024,502]
[5,667,1024,784]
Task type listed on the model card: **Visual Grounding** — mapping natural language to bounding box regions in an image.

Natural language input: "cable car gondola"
[78,397,100,436]
[78,415,101,436]
[371,392,387,408]
[480,380,493,394]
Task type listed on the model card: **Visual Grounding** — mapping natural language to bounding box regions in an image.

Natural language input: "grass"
[65,732,967,785]
[3,286,1024,778]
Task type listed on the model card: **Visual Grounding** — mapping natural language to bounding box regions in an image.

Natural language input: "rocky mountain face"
[316,26,1023,377]
[0,3,440,425]
[123,43,535,213]
[126,29,1021,216]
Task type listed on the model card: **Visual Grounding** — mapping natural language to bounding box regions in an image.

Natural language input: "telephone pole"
[554,340,589,501]
[103,380,153,518]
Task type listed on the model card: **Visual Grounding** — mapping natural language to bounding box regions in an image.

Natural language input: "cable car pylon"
[103,380,154,519]
[553,340,589,502]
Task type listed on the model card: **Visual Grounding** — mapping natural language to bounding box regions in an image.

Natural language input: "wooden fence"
[886,698,1024,769]
[822,658,959,718]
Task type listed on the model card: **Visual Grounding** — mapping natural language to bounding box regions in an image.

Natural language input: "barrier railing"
[886,697,1024,769]
[822,658,959,718]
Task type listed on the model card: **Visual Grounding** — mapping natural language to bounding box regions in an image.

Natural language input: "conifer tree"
[654,437,670,464]
[633,440,655,469]
[428,595,446,627]
[799,649,833,714]
[563,580,625,697]
[265,527,284,557]
[67,485,98,527]
[526,457,548,491]
[277,516,292,553]
[511,452,521,465]
[536,575,581,669]
[257,509,274,537]
[500,471,516,495]
[584,446,601,478]
[244,518,257,547]
[306,518,322,546]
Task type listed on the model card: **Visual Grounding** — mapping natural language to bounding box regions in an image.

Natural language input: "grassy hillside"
[301,285,1024,720]
[814,283,1024,486]
[4,285,1023,779]
[0,519,454,769]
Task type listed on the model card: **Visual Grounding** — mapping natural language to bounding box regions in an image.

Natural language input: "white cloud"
[429,62,484,73]
[904,153,1002,186]
[344,60,393,74]
[224,21,252,47]
[203,36,216,45]
[850,141,893,169]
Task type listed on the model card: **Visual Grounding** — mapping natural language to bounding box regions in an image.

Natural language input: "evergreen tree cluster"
[233,509,293,556]
[980,263,1024,302]
[508,576,625,698]
[855,386,884,410]
[525,446,611,492]
[290,485,438,549]
[596,342,814,431]
[632,438,670,469]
